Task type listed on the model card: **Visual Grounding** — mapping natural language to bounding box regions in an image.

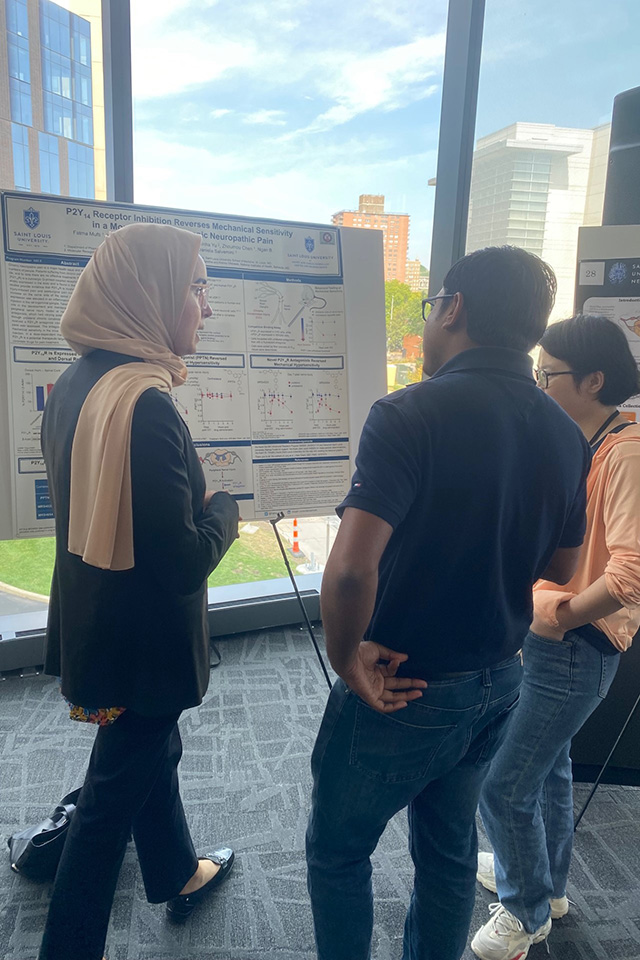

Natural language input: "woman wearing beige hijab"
[38,224,239,960]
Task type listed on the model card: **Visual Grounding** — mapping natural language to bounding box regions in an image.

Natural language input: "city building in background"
[402,333,422,361]
[466,122,611,319]
[0,0,106,199]
[405,257,429,292]
[332,194,410,282]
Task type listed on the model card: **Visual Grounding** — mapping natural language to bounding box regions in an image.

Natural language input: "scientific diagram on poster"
[194,442,253,500]
[0,192,359,537]
[244,279,345,355]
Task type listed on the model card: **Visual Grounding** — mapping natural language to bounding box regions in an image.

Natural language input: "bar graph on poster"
[0,193,385,538]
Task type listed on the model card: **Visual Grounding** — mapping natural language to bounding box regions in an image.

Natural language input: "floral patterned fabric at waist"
[58,678,126,725]
[67,702,127,725]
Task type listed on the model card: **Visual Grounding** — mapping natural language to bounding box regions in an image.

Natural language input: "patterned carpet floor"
[1,625,639,959]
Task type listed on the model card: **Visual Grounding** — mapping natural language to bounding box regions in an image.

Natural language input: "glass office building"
[1,0,105,198]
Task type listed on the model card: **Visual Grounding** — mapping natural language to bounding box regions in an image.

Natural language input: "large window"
[42,47,72,98]
[467,0,640,322]
[39,131,60,194]
[68,140,94,197]
[6,0,32,127]
[40,0,93,145]
[39,0,71,56]
[11,122,30,190]
[128,0,447,588]
[5,0,28,39]
[8,33,30,81]
[43,89,72,139]
[72,15,90,67]
[9,76,32,125]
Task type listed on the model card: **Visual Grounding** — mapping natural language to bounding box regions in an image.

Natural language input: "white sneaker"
[476,852,570,919]
[549,896,569,919]
[477,851,498,893]
[471,903,552,960]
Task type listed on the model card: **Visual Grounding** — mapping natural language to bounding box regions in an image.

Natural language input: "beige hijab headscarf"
[60,223,202,570]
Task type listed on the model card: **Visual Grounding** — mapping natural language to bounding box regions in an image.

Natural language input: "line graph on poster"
[250,365,348,441]
[172,366,251,443]
[257,383,295,421]
[306,385,343,421]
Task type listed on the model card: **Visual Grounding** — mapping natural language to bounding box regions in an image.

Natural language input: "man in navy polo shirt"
[306,246,591,960]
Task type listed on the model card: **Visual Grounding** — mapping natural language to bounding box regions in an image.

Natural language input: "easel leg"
[270,514,333,692]
[574,690,640,830]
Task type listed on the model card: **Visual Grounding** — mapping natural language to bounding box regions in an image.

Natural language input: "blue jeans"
[479,630,620,934]
[306,656,523,960]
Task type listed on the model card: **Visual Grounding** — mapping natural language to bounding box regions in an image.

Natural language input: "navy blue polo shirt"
[338,347,591,676]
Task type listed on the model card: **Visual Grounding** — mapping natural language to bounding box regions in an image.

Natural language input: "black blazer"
[41,350,239,716]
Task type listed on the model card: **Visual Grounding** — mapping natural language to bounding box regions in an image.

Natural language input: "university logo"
[23,207,40,230]
[320,231,335,244]
[608,261,627,285]
[305,236,315,253]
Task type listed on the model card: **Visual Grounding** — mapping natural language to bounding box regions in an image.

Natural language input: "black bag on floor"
[7,787,82,881]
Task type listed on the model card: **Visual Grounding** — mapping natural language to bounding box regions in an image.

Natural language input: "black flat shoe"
[166,847,235,922]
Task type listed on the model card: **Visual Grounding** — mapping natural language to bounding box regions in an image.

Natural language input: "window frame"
[38,131,60,195]
[11,121,30,190]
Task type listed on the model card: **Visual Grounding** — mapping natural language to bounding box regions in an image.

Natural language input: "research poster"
[576,227,640,420]
[0,193,353,537]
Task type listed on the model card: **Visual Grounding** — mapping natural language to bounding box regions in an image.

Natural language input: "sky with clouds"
[131,0,640,267]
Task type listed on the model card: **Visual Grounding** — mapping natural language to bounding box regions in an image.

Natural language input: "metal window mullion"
[428,0,486,295]
[102,0,133,203]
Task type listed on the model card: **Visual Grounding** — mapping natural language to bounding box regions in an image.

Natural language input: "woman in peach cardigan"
[472,315,640,960]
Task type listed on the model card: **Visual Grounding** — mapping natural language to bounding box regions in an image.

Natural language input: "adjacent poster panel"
[0,194,384,539]
[576,225,640,420]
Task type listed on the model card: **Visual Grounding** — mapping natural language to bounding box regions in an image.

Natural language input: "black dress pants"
[38,710,199,960]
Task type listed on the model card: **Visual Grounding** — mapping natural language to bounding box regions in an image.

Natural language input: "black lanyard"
[588,410,620,448]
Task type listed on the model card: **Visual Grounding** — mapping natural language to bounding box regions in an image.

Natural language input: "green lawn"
[208,524,289,587]
[0,523,290,596]
[0,536,56,596]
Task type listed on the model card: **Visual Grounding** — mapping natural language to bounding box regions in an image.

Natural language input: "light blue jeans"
[306,656,523,960]
[479,630,620,933]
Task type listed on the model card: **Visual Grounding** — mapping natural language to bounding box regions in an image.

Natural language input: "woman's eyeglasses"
[191,283,210,308]
[533,368,575,390]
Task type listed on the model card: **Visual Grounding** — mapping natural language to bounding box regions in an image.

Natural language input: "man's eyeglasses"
[534,368,575,390]
[422,294,455,322]
[191,283,210,308]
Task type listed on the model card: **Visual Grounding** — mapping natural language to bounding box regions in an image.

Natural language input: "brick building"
[332,194,409,282]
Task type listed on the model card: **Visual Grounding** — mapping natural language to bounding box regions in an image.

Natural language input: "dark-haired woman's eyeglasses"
[191,283,210,308]
[421,294,455,322]
[534,368,575,390]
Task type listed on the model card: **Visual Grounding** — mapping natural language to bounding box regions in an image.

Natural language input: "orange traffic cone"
[291,517,300,555]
